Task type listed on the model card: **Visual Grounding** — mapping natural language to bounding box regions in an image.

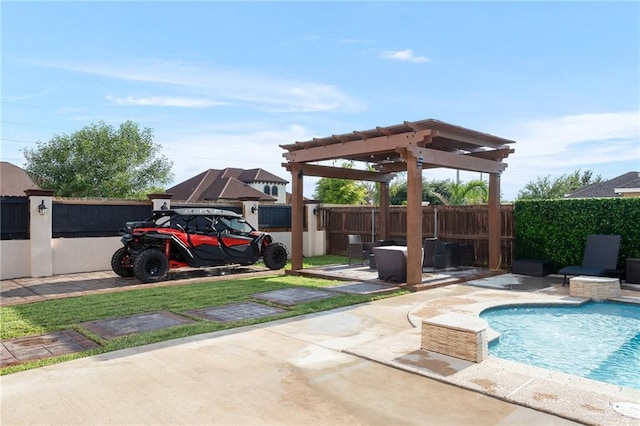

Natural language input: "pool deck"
[298,265,640,425]
[351,276,640,426]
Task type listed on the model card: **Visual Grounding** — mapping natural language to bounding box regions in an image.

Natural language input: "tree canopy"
[313,161,368,204]
[389,177,486,205]
[516,169,603,200]
[440,179,488,205]
[23,121,174,199]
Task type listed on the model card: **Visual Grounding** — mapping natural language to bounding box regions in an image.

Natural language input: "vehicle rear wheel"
[263,242,288,270]
[133,248,169,283]
[111,247,134,277]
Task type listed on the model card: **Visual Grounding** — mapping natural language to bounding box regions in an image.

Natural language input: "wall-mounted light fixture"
[313,207,319,216]
[160,201,168,211]
[251,204,258,214]
[416,153,424,169]
[38,200,48,215]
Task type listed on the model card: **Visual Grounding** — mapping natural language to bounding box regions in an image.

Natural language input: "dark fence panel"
[259,205,292,229]
[1,196,29,240]
[52,203,152,238]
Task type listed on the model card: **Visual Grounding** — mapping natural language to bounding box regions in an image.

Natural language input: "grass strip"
[1,256,407,374]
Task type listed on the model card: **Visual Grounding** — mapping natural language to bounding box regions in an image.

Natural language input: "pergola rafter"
[280,118,515,288]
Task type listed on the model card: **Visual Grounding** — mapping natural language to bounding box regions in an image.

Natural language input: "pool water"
[481,302,640,390]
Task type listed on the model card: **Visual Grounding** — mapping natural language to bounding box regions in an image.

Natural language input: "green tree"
[437,179,488,205]
[313,161,368,204]
[516,169,603,200]
[361,163,382,205]
[23,121,173,198]
[423,179,454,205]
[389,178,453,205]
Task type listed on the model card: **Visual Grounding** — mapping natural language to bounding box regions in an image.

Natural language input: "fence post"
[25,189,55,277]
[148,193,173,211]
[242,200,260,230]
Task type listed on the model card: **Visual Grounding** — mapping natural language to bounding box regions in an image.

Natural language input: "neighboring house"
[0,161,40,196]
[167,168,289,204]
[564,171,640,198]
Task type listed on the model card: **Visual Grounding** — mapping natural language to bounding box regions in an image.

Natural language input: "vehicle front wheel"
[263,242,288,270]
[111,247,134,277]
[133,249,169,283]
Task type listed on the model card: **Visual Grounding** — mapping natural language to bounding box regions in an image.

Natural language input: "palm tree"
[429,179,488,205]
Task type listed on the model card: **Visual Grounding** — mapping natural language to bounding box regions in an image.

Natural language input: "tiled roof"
[564,171,640,198]
[167,168,286,202]
[0,162,40,196]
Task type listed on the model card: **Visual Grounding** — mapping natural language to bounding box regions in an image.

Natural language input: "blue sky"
[2,1,639,201]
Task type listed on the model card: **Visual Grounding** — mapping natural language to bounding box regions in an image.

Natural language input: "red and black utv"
[111,208,289,283]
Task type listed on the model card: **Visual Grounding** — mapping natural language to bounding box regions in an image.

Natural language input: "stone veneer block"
[569,276,620,301]
[421,313,488,363]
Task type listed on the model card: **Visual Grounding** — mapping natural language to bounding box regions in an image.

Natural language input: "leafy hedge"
[514,198,640,272]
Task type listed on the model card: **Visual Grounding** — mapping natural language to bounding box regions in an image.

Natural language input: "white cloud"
[507,111,639,168]
[107,95,226,108]
[160,124,315,193]
[497,110,640,199]
[380,49,430,63]
[34,59,365,113]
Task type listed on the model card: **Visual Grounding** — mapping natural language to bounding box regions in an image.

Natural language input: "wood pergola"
[280,118,515,287]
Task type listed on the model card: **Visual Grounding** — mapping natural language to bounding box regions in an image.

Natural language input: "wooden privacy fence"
[321,205,514,268]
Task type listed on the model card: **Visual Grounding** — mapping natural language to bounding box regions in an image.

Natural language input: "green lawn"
[1,255,406,375]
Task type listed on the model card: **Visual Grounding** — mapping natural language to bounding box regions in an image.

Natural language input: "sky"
[2,1,639,201]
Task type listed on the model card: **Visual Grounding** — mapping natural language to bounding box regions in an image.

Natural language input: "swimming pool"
[480,301,640,390]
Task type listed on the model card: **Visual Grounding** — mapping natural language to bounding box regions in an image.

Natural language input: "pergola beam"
[282,130,432,163]
[283,163,394,183]
[408,147,507,173]
[430,130,511,150]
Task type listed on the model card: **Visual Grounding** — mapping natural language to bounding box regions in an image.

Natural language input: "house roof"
[0,162,40,196]
[167,168,287,202]
[564,171,640,198]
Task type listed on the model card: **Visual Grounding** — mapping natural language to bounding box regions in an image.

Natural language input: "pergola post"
[488,172,501,270]
[406,151,423,287]
[379,181,390,240]
[290,163,304,271]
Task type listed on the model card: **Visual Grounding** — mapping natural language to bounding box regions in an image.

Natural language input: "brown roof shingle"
[0,162,40,196]
[565,171,640,198]
[167,168,285,202]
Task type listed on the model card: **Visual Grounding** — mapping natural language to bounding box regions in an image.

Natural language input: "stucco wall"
[1,230,323,279]
[0,240,30,280]
[248,182,287,204]
[52,237,122,275]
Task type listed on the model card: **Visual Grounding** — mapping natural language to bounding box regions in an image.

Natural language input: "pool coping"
[349,284,640,426]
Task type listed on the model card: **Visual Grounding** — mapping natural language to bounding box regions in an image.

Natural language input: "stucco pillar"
[242,200,260,230]
[147,193,173,211]
[305,203,325,257]
[25,189,55,277]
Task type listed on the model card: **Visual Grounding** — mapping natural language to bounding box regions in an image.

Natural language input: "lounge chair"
[558,234,621,286]
[347,234,373,266]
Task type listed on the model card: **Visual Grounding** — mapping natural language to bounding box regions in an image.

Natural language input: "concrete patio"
[1,266,639,425]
